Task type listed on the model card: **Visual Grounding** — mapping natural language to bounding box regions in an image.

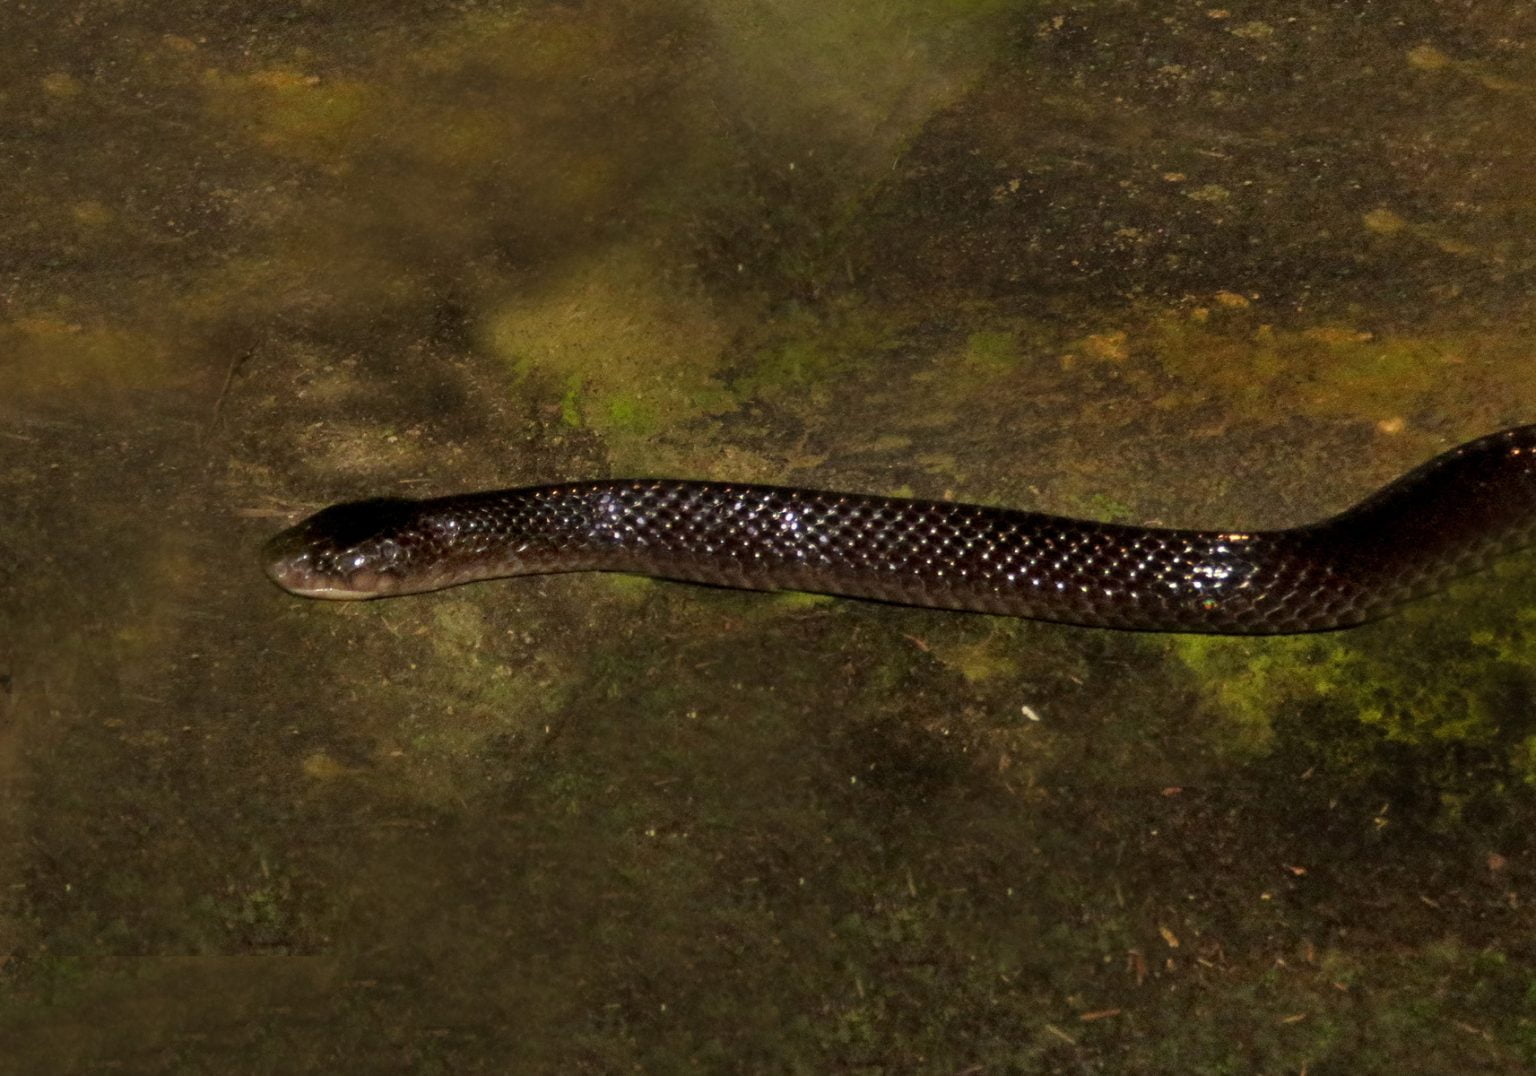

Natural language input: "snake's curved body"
[261,425,1536,634]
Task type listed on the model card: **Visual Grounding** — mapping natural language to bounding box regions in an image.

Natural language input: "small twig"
[205,346,254,439]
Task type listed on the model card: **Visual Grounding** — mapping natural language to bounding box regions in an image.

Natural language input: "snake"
[261,424,1536,634]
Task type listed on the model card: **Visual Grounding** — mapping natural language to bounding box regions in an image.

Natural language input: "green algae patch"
[771,590,838,612]
[913,320,1067,408]
[927,634,1020,684]
[960,329,1023,373]
[486,248,739,471]
[737,336,850,402]
[1172,632,1346,755]
[268,595,585,813]
[594,573,666,607]
[730,308,1064,439]
[732,304,903,408]
[1172,553,1536,801]
[735,320,868,404]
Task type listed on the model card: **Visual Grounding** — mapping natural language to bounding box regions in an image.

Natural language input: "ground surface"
[3,1,1536,1070]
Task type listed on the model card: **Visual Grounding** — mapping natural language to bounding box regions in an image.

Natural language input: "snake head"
[261,498,429,599]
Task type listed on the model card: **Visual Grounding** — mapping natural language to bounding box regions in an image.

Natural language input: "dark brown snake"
[261,425,1536,634]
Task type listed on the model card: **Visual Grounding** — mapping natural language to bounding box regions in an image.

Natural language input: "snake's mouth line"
[267,576,387,600]
[262,539,491,600]
[258,425,1536,634]
[261,560,394,600]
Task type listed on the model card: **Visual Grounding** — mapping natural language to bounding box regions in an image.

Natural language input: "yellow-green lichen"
[1073,303,1536,433]
[485,247,739,470]
[1172,555,1536,787]
[202,67,373,164]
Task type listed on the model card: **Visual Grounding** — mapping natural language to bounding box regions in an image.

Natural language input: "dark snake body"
[262,425,1536,634]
